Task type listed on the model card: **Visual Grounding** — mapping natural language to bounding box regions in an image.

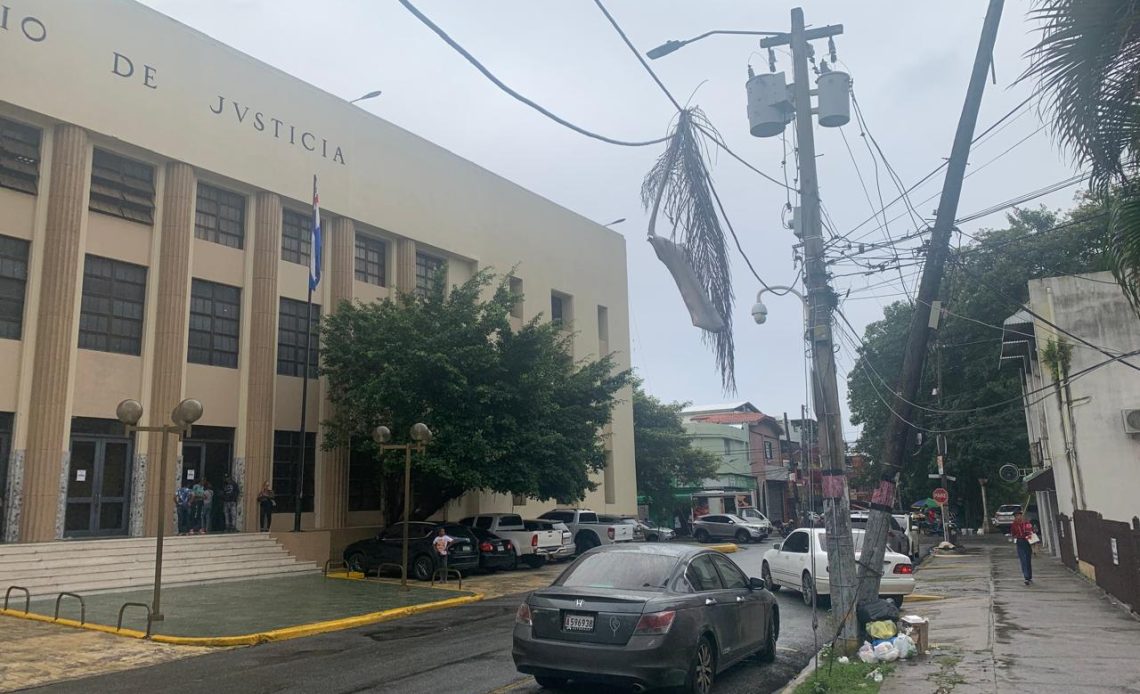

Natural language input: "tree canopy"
[632,381,719,523]
[320,269,631,523]
[847,204,1109,525]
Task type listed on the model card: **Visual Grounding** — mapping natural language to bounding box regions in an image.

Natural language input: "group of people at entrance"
[176,474,242,535]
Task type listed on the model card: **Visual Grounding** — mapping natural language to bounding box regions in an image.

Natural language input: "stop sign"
[933,487,949,505]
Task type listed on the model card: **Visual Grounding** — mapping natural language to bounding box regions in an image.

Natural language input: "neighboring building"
[0,1,635,548]
[1002,271,1140,609]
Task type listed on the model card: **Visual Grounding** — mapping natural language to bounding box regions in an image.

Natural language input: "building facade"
[0,0,635,544]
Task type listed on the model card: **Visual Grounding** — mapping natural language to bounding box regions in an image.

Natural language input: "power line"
[397,0,669,147]
[591,0,682,111]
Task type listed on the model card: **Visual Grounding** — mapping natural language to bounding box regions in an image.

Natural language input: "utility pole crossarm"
[760,24,844,48]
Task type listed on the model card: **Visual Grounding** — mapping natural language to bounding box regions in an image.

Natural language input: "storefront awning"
[1025,466,1055,493]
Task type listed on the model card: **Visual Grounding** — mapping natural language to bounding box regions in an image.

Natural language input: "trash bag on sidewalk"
[857,598,900,625]
[858,641,877,664]
[892,633,916,660]
[867,620,898,639]
[873,640,900,662]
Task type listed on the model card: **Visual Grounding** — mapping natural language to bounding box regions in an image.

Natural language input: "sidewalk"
[882,534,1140,693]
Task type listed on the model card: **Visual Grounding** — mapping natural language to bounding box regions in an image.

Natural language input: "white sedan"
[761,528,915,606]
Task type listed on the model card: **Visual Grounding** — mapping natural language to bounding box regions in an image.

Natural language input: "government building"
[0,0,635,548]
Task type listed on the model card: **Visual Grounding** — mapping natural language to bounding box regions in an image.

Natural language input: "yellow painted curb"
[708,543,739,554]
[0,592,484,647]
[903,594,945,602]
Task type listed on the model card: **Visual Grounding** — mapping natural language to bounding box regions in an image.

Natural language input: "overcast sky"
[139,1,1080,440]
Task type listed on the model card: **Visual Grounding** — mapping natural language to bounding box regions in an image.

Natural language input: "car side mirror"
[772,543,782,551]
[749,576,766,591]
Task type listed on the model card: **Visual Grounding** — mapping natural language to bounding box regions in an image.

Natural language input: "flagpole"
[294,174,321,533]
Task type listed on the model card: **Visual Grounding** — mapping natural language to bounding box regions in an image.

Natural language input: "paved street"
[31,543,832,694]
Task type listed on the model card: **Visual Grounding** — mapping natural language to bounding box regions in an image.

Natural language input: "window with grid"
[89,149,155,224]
[188,279,240,368]
[348,440,382,511]
[414,252,445,298]
[281,209,311,266]
[0,235,29,340]
[277,297,320,377]
[551,294,564,326]
[78,255,147,355]
[0,117,41,195]
[354,234,386,286]
[272,431,315,514]
[195,184,245,249]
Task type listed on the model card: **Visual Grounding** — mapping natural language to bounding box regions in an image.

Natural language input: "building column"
[20,125,88,543]
[143,162,196,536]
[317,216,353,529]
[396,238,416,295]
[243,193,281,529]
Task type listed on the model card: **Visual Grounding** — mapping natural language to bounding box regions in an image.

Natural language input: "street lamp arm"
[647,29,785,59]
[757,285,806,304]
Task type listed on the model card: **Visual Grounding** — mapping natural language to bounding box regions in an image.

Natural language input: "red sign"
[933,487,949,505]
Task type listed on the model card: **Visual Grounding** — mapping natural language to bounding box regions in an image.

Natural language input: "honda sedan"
[512,544,779,693]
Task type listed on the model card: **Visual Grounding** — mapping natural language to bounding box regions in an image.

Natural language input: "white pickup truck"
[538,508,636,554]
[459,513,563,567]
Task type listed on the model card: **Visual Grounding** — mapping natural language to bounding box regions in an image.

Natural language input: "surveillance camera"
[751,301,768,325]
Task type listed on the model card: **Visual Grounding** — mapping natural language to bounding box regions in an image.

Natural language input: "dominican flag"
[309,174,323,291]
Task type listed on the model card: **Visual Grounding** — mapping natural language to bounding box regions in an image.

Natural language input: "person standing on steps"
[190,480,206,534]
[175,482,192,536]
[202,481,214,533]
[257,482,275,532]
[221,473,241,532]
[1011,510,1035,585]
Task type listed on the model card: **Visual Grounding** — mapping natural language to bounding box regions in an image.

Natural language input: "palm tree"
[1023,0,1140,310]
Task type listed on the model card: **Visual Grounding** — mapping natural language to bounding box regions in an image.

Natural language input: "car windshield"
[559,552,678,591]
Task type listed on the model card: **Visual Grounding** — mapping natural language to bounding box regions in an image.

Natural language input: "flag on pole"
[309,174,323,291]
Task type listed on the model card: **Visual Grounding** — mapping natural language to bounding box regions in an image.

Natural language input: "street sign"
[933,487,949,505]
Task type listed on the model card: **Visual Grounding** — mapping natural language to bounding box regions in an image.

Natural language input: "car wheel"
[801,572,815,607]
[694,529,710,543]
[735,529,751,544]
[523,555,544,569]
[346,552,367,575]
[762,562,780,592]
[759,610,779,664]
[575,533,599,554]
[412,554,434,581]
[647,532,659,542]
[534,675,568,689]
[508,553,519,571]
[684,636,716,694]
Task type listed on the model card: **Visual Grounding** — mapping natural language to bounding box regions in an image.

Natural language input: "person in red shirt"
[1010,510,1035,585]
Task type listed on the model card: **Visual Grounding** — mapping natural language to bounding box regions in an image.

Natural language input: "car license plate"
[563,613,595,632]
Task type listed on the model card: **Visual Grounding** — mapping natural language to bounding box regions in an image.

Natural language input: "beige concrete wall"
[0,187,35,240]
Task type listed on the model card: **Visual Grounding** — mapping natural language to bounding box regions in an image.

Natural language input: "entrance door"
[181,443,205,487]
[65,438,131,537]
[181,440,232,532]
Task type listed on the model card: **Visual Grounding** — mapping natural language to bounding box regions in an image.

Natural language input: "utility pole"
[857,0,1005,603]
[979,477,990,534]
[762,9,858,649]
[935,339,951,547]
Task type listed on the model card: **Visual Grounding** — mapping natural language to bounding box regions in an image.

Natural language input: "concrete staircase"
[0,533,319,599]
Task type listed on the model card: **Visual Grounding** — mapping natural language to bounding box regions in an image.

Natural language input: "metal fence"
[1071,509,1140,613]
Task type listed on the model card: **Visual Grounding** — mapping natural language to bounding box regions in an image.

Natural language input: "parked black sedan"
[467,526,518,572]
[512,544,779,693]
[343,522,479,581]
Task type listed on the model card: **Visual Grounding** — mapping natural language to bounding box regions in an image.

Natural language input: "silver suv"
[692,514,770,544]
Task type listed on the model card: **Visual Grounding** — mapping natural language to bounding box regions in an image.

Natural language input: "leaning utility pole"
[857,0,1005,603]
[762,9,859,648]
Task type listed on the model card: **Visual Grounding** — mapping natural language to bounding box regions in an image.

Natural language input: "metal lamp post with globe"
[372,422,433,589]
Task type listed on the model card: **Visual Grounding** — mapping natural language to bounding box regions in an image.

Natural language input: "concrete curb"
[0,592,484,647]
[778,648,826,693]
[903,594,945,603]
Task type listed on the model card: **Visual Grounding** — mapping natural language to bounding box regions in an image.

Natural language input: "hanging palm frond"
[642,108,736,392]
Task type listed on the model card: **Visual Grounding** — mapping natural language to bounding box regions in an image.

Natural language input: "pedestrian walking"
[202,481,214,533]
[1011,510,1035,585]
[433,526,454,583]
[190,480,206,534]
[257,482,275,532]
[222,473,241,532]
[175,482,192,535]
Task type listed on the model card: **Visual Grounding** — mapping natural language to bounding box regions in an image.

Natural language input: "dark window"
[348,438,381,511]
[0,117,41,195]
[577,512,598,524]
[710,553,748,590]
[195,184,245,249]
[597,305,609,342]
[560,552,678,591]
[764,440,774,461]
[414,252,444,298]
[508,277,523,319]
[272,430,315,513]
[281,209,311,266]
[277,298,320,377]
[188,279,240,368]
[89,149,155,224]
[474,517,492,530]
[540,511,573,523]
[684,555,724,592]
[78,255,146,355]
[499,514,524,527]
[0,235,29,340]
[551,294,564,325]
[702,515,726,524]
[354,234,386,286]
[782,531,809,553]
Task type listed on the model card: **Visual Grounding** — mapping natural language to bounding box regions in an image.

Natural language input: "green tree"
[632,382,719,523]
[848,205,1109,524]
[1023,0,1140,310]
[320,269,631,523]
